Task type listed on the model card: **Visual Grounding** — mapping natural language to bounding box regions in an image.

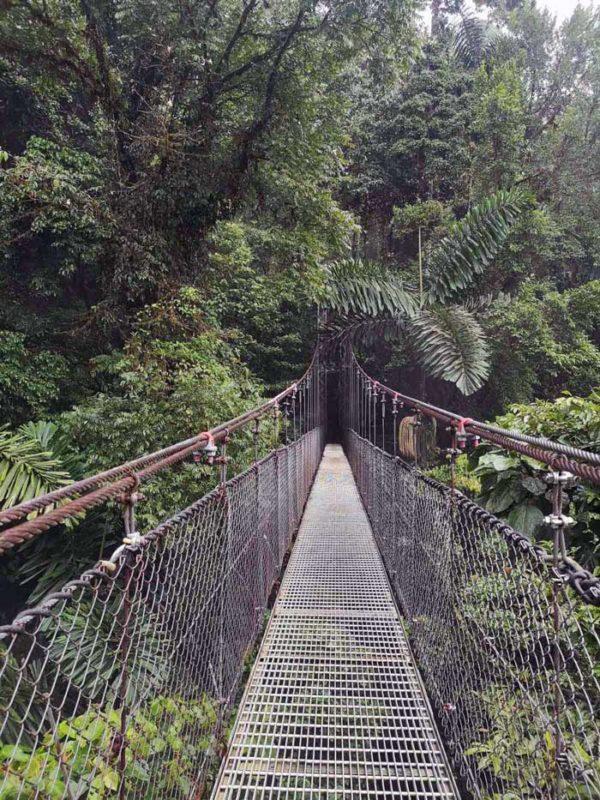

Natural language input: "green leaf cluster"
[0,332,68,426]
[0,422,71,512]
[0,693,218,800]
[472,389,600,565]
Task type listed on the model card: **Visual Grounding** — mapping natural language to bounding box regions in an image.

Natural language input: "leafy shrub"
[426,453,482,497]
[206,221,316,391]
[472,390,600,566]
[480,282,600,415]
[466,686,600,800]
[59,288,266,530]
[0,694,218,799]
[0,332,68,426]
[567,280,600,345]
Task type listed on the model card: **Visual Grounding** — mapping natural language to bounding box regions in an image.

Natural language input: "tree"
[0,332,68,426]
[478,281,600,414]
[0,0,412,397]
[323,187,530,395]
[341,38,475,261]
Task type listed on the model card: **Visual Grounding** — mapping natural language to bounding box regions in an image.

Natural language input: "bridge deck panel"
[212,445,459,799]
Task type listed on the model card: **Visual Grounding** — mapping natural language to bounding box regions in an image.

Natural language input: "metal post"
[217,430,230,732]
[543,470,576,800]
[117,559,134,800]
[272,402,280,449]
[392,397,399,459]
[115,478,143,800]
[372,385,377,446]
[413,412,423,469]
[292,388,298,442]
[253,418,260,464]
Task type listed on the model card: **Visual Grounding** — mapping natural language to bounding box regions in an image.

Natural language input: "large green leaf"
[0,423,71,513]
[322,259,418,318]
[426,188,530,303]
[409,306,490,395]
[485,480,525,514]
[506,503,545,536]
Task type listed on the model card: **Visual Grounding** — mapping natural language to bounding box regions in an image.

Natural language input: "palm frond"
[426,188,529,304]
[452,7,501,67]
[409,306,490,395]
[0,424,71,512]
[323,315,406,348]
[322,259,418,318]
[461,290,512,312]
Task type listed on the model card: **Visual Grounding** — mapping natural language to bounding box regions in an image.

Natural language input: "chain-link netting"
[0,376,326,799]
[342,354,600,800]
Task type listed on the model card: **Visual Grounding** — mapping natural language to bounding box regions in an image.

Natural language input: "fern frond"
[426,188,529,303]
[409,306,490,395]
[322,260,418,318]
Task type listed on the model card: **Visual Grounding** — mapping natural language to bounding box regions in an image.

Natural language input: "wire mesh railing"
[0,359,327,799]
[342,351,600,800]
[3,338,600,800]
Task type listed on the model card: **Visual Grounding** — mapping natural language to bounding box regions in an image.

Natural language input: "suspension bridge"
[0,345,598,800]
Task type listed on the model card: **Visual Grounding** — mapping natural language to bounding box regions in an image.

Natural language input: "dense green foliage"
[473,390,600,567]
[344,1,600,414]
[0,0,414,604]
[1,691,218,798]
[0,0,597,584]
[0,0,597,422]
[0,4,599,798]
[480,281,600,413]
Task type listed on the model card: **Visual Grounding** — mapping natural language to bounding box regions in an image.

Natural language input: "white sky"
[420,1,598,27]
[541,0,597,22]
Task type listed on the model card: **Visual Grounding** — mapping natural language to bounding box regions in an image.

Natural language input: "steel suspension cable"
[350,348,600,485]
[0,351,321,555]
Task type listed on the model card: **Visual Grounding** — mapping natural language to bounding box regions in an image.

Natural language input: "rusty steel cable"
[468,426,600,486]
[349,349,600,480]
[0,353,320,555]
[343,348,600,604]
[0,434,207,527]
[341,356,600,800]
[1,343,599,800]
[0,362,327,800]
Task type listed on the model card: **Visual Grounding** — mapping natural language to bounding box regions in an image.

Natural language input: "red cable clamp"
[452,417,473,448]
[393,392,404,409]
[193,432,217,465]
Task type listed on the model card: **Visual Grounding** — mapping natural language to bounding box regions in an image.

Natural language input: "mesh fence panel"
[0,423,325,800]
[346,430,600,800]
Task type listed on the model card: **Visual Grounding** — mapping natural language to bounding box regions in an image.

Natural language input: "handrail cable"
[351,349,600,484]
[0,351,319,554]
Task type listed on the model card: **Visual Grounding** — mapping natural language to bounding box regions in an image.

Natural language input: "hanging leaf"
[321,259,418,319]
[426,188,530,304]
[506,503,545,536]
[408,306,490,395]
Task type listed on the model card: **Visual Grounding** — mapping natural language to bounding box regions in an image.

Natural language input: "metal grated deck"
[212,445,459,799]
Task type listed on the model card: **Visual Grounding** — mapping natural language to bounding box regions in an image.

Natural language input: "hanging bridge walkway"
[0,345,599,800]
[214,445,459,799]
